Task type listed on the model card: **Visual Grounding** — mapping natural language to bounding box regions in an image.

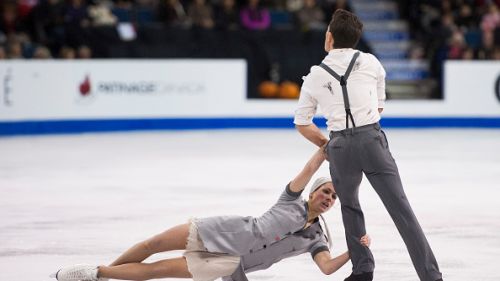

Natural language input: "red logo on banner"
[79,75,91,96]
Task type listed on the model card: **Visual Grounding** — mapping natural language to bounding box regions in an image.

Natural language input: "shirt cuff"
[378,99,385,108]
[293,116,314,126]
[285,183,303,198]
[311,246,330,258]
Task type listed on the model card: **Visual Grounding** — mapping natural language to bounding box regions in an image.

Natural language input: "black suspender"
[319,51,360,129]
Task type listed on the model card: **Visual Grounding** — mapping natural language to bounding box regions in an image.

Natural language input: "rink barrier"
[1,117,500,136]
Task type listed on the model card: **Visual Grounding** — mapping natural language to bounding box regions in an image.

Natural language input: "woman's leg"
[99,257,192,280]
[110,223,190,266]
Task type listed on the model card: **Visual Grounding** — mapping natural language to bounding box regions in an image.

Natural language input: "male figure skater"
[294,9,443,281]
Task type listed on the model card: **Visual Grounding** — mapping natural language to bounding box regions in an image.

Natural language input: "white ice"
[1,129,499,281]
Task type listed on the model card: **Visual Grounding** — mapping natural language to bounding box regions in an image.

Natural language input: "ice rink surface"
[1,128,499,281]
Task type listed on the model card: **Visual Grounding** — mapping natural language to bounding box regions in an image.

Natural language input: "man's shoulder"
[303,65,331,83]
[358,51,383,66]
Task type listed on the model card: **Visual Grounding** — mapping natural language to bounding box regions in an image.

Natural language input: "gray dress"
[194,185,328,260]
[222,220,329,281]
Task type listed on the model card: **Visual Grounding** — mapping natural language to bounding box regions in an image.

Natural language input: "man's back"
[295,48,386,131]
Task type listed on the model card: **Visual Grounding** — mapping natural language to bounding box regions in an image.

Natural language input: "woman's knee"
[142,224,190,253]
[140,238,161,255]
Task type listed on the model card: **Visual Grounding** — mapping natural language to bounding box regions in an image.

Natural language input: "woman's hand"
[360,234,371,247]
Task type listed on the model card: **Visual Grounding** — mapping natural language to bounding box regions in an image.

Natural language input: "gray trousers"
[326,123,442,281]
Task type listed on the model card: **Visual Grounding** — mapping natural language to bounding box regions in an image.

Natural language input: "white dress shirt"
[294,48,386,131]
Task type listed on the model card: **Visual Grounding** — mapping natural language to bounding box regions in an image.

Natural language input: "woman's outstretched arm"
[288,146,326,194]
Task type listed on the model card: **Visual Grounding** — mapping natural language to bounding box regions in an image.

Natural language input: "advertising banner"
[0,60,247,120]
[1,60,499,134]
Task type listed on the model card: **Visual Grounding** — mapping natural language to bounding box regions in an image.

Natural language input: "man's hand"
[360,234,371,247]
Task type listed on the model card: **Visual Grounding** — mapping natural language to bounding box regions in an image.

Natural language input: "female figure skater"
[53,146,370,281]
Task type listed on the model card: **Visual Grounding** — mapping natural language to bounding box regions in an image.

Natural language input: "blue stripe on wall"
[381,117,500,128]
[1,117,500,136]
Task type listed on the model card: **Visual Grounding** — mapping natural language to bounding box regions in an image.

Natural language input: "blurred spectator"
[492,46,500,59]
[0,45,6,59]
[18,0,40,19]
[295,0,325,31]
[431,12,456,54]
[187,0,214,29]
[214,0,239,30]
[462,46,475,60]
[0,2,25,36]
[64,0,90,46]
[414,2,440,39]
[59,45,76,58]
[112,0,135,22]
[427,12,455,80]
[321,0,353,24]
[32,45,52,58]
[64,0,90,27]
[16,32,35,56]
[477,29,495,59]
[88,0,118,26]
[77,44,92,58]
[240,0,270,30]
[135,0,157,8]
[456,3,478,31]
[481,3,500,32]
[284,0,302,13]
[32,0,66,50]
[157,0,188,27]
[495,26,500,45]
[135,0,155,24]
[440,0,454,15]
[409,44,425,60]
[447,30,466,59]
[6,40,24,58]
[331,0,352,11]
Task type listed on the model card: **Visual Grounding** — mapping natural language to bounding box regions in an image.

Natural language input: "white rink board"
[356,60,500,117]
[0,60,248,120]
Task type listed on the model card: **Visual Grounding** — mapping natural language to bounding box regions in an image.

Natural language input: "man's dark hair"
[328,9,363,49]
